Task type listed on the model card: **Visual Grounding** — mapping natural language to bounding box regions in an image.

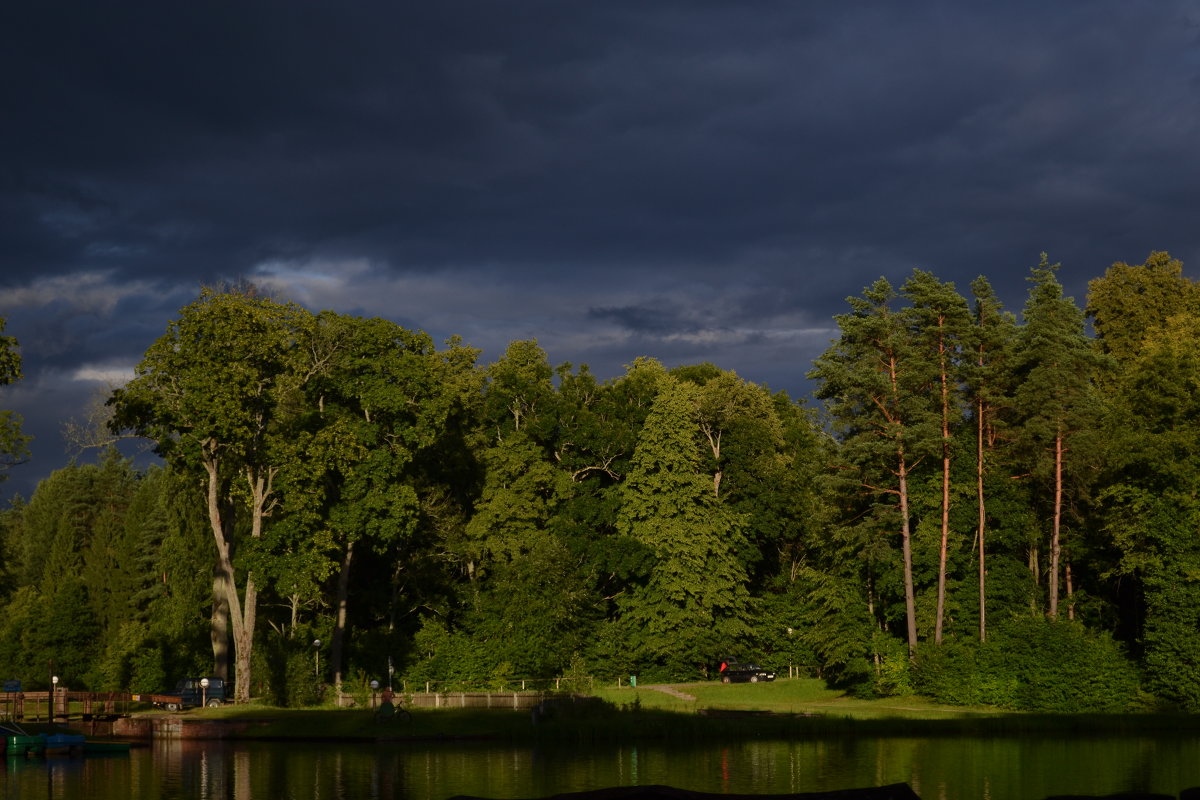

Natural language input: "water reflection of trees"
[8,736,1200,799]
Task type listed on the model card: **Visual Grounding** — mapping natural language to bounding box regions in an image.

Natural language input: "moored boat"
[41,732,86,755]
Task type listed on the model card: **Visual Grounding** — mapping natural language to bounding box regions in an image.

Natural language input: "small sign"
[3,680,21,692]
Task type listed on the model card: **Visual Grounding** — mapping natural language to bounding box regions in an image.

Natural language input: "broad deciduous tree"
[0,317,30,481]
[111,289,313,701]
[616,373,752,676]
[1087,251,1200,368]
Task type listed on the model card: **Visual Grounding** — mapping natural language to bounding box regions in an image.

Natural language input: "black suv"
[163,677,226,710]
[717,659,776,683]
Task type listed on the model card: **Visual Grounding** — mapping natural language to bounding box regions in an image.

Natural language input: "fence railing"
[406,691,550,710]
[394,666,818,696]
[1,690,133,722]
[398,676,595,694]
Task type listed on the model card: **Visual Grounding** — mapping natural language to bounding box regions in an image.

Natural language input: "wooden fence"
[407,691,549,710]
[1,690,132,722]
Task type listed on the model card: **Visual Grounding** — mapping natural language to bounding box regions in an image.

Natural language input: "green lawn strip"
[594,678,966,718]
[114,681,1200,742]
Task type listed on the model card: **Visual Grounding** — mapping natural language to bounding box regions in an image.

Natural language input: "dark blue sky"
[3,1,1200,498]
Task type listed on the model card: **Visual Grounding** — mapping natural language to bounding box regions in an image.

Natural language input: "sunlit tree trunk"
[331,540,354,689]
[977,396,987,642]
[1049,431,1063,619]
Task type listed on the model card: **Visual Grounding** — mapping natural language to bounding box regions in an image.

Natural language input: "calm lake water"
[4,735,1200,800]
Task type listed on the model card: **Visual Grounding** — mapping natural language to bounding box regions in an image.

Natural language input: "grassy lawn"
[113,679,1200,742]
[592,677,987,720]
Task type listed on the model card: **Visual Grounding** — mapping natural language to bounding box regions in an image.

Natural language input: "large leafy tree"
[463,341,606,678]
[616,372,752,677]
[1100,312,1200,707]
[276,313,474,688]
[672,364,795,585]
[462,341,562,579]
[1087,251,1200,368]
[1089,255,1200,707]
[110,289,313,701]
[0,317,30,482]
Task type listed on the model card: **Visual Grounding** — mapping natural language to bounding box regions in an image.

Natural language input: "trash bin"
[630,675,637,688]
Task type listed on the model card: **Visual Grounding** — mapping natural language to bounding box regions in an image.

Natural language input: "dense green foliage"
[0,316,30,482]
[913,617,1141,712]
[3,253,1200,712]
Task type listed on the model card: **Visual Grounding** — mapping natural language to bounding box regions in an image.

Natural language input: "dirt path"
[644,684,696,702]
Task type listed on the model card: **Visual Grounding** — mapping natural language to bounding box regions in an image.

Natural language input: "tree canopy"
[3,253,1200,711]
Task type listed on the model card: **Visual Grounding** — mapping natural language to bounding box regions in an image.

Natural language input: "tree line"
[1,251,1199,711]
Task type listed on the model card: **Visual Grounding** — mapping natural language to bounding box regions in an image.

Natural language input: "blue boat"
[2,722,126,757]
[41,732,86,755]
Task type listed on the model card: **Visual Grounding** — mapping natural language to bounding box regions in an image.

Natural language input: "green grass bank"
[120,678,1200,743]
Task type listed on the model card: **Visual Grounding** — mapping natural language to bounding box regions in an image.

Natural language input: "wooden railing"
[1,691,133,722]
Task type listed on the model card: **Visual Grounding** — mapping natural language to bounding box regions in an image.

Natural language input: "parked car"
[717,659,776,683]
[155,677,226,711]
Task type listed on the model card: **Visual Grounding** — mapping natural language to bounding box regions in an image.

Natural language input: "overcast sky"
[4,2,1200,499]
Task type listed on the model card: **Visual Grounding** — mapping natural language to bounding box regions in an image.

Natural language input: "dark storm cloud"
[7,2,1198,285]
[4,1,1200,497]
[588,302,704,336]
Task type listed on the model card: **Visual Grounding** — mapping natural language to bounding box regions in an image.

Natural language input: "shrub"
[915,616,1140,712]
[869,635,914,697]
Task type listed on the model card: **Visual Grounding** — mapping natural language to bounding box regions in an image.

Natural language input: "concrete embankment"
[77,716,268,740]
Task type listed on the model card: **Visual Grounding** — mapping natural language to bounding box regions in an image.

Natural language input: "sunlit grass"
[592,677,976,719]
[113,678,1200,742]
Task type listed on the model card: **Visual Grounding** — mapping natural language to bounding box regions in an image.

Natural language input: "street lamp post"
[201,677,210,708]
[369,679,379,710]
[313,639,321,681]
[51,675,58,722]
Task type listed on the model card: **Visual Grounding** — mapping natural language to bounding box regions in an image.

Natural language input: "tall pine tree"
[810,278,941,656]
[1013,255,1102,619]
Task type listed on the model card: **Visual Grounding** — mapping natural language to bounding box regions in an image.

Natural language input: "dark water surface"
[4,735,1200,800]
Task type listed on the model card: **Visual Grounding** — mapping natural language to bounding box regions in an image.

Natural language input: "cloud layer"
[3,1,1200,496]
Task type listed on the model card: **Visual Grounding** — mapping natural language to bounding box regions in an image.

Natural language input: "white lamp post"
[313,639,322,680]
[51,675,59,720]
[201,677,210,708]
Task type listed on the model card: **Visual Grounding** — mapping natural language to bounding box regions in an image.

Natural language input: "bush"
[915,616,1140,712]
[254,634,327,706]
[560,654,593,694]
[867,635,914,698]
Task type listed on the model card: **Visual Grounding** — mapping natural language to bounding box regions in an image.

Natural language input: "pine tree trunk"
[1065,553,1075,621]
[1029,544,1041,614]
[898,450,918,657]
[1049,431,1063,619]
[977,396,987,642]
[935,335,952,645]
